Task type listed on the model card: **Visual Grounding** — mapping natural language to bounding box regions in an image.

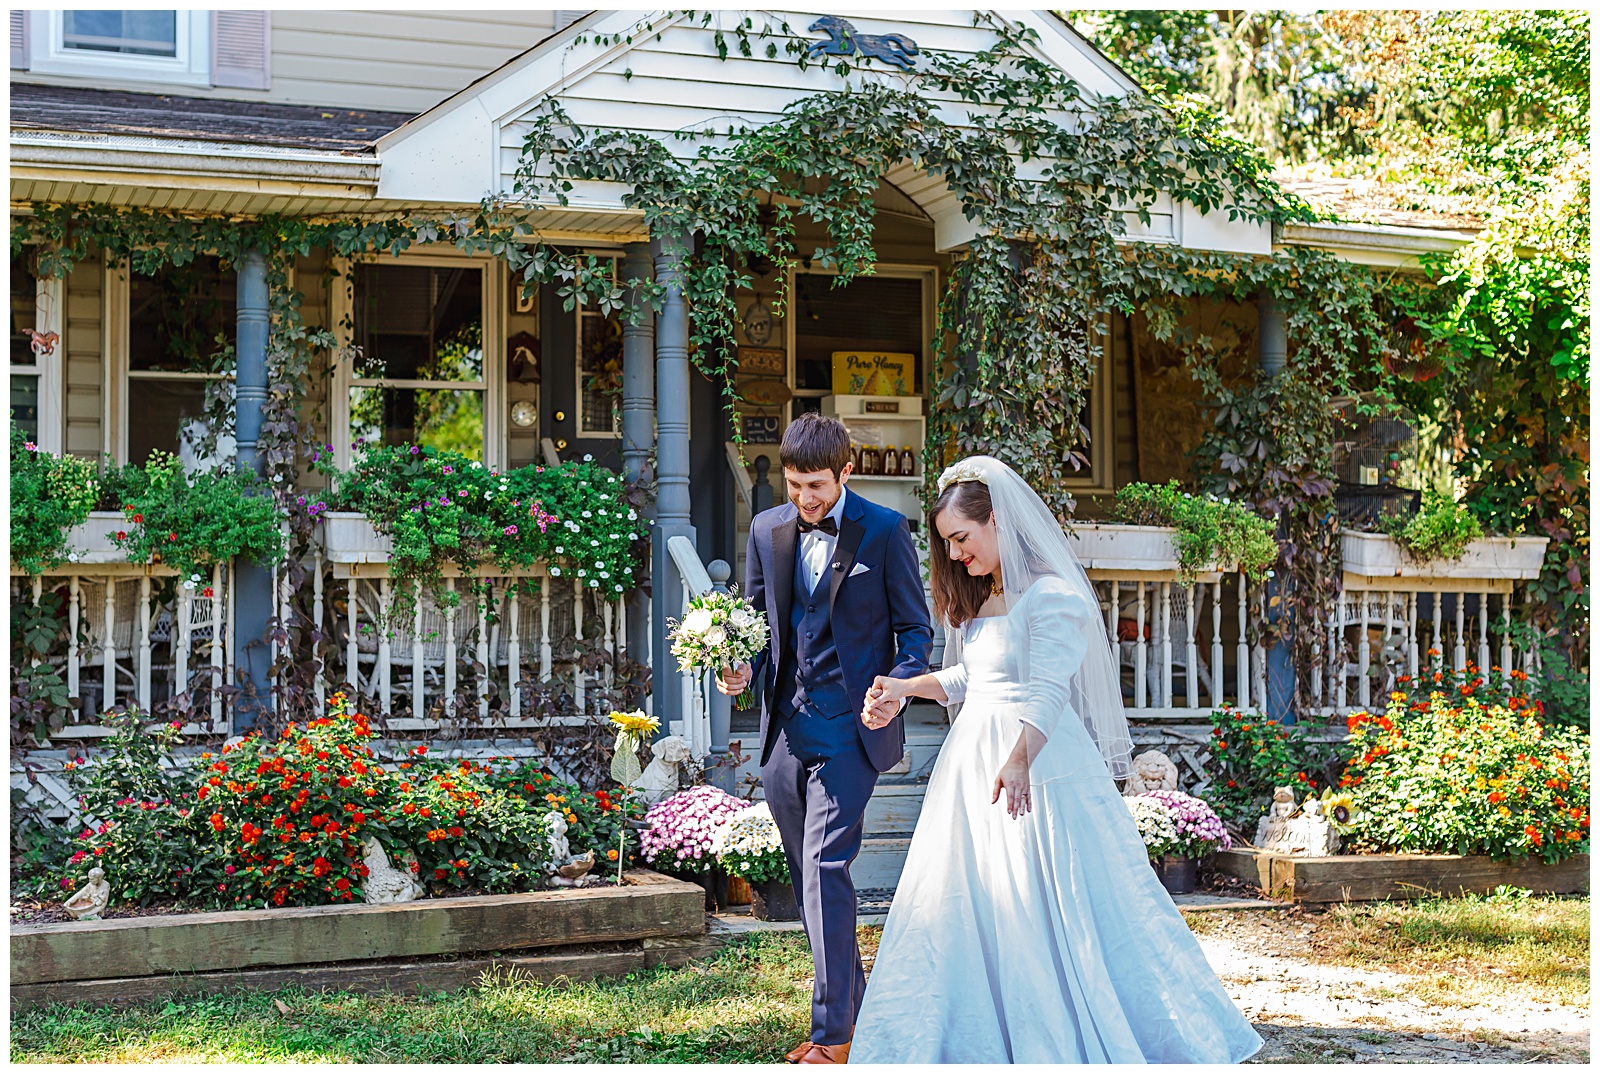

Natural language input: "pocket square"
[848,563,873,577]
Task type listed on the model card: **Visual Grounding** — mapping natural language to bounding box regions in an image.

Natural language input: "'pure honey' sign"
[831,351,914,396]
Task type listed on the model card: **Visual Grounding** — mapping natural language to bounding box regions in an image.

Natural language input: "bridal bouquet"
[712,801,790,885]
[668,587,769,709]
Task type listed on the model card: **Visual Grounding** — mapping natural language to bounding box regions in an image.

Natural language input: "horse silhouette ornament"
[807,16,919,71]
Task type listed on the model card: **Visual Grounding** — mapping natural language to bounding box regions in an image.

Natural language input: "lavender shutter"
[211,10,270,90]
[11,10,28,71]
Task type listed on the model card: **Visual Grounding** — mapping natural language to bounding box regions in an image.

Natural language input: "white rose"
[704,626,726,648]
[683,609,714,634]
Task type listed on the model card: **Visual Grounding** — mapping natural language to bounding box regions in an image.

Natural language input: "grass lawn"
[9,930,857,1064]
[1305,893,1590,1008]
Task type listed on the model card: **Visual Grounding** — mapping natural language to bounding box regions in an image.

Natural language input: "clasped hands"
[861,675,907,730]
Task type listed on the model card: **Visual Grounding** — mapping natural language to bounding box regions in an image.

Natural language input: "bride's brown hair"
[929,480,996,630]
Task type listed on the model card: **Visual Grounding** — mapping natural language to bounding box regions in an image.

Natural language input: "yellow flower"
[1322,791,1359,834]
[610,709,660,736]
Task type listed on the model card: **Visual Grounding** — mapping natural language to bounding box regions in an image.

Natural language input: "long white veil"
[938,456,1134,782]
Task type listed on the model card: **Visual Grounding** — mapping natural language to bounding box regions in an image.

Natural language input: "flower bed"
[1201,705,1352,832]
[26,698,645,914]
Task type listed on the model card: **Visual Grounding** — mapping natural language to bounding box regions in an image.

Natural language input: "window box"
[1341,531,1550,581]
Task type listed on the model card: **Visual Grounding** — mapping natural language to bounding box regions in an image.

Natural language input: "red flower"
[335,878,351,891]
[132,513,143,524]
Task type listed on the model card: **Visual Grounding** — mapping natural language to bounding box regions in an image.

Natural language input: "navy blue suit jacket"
[745,488,933,772]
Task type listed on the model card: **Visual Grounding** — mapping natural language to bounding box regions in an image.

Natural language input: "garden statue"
[64,867,111,920]
[360,835,424,904]
[542,812,598,886]
[1122,750,1180,795]
[636,734,692,806]
[1252,786,1298,849]
[1254,789,1340,856]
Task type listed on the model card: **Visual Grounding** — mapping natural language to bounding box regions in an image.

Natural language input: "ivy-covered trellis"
[10,13,1576,722]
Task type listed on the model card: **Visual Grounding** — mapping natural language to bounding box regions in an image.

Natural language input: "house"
[9,10,1541,780]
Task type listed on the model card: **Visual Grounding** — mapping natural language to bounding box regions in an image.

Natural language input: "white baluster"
[604,601,616,688]
[30,577,41,667]
[1453,591,1467,672]
[210,564,223,728]
[67,577,81,716]
[1133,581,1147,709]
[1430,590,1443,670]
[508,582,522,718]
[1236,574,1250,710]
[1499,592,1514,688]
[1407,591,1419,680]
[539,576,552,681]
[444,578,458,714]
[412,580,425,718]
[1334,599,1348,711]
[573,578,586,714]
[617,593,628,662]
[1108,580,1121,648]
[103,577,117,712]
[378,577,392,715]
[346,577,360,695]
[225,561,236,731]
[1211,579,1224,709]
[137,574,152,710]
[477,584,490,719]
[1159,583,1173,708]
[1381,589,1396,696]
[1357,590,1371,708]
[1253,586,1268,714]
[1477,589,1491,674]
[175,581,191,701]
[1184,584,1198,708]
[313,553,326,708]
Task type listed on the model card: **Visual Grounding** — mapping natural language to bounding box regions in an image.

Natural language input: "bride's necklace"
[990,576,1004,597]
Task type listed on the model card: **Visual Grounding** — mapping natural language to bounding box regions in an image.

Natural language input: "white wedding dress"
[851,579,1263,1064]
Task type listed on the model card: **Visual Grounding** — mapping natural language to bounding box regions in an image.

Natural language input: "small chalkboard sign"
[742,414,782,443]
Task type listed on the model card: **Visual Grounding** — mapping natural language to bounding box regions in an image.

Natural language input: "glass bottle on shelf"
[864,444,880,475]
[900,446,916,476]
[882,443,899,476]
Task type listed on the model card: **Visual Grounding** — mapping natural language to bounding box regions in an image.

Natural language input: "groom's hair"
[780,413,852,477]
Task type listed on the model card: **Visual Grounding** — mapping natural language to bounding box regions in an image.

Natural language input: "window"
[30,10,210,86]
[350,262,486,460]
[9,250,62,452]
[793,272,926,395]
[576,258,622,436]
[126,256,236,466]
[62,10,177,56]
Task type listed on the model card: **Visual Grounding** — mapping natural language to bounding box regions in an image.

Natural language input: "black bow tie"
[797,516,838,536]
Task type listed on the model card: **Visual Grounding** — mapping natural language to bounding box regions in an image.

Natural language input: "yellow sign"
[831,351,914,396]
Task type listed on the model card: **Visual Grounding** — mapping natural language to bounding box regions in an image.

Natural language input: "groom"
[717,413,932,1064]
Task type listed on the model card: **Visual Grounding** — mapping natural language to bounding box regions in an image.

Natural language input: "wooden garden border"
[1213,847,1590,904]
[11,870,704,1007]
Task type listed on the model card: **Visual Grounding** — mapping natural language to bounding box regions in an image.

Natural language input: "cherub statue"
[1252,786,1298,849]
[543,811,572,865]
[543,811,596,887]
[1122,750,1180,795]
[635,734,692,806]
[64,866,111,921]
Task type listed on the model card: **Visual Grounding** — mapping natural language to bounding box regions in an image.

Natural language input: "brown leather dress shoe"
[785,1041,817,1063]
[797,1042,850,1064]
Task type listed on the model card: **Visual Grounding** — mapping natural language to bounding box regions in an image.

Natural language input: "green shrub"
[8,424,98,575]
[1341,693,1589,863]
[1113,480,1279,580]
[1200,704,1352,830]
[107,451,284,579]
[1379,485,1484,561]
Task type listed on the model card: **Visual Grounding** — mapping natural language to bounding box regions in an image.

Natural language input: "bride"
[849,456,1262,1064]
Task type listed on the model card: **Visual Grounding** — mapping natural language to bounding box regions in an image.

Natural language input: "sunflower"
[609,709,660,736]
[1321,789,1359,833]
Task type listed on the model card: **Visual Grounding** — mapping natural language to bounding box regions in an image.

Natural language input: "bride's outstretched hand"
[992,756,1033,819]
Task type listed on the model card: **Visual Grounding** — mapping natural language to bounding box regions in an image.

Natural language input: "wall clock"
[510,400,538,428]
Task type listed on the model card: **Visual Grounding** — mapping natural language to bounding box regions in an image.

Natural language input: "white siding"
[13,9,563,115]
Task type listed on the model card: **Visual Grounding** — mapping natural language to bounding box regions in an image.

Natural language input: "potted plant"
[638,784,747,910]
[713,801,796,920]
[1125,790,1232,895]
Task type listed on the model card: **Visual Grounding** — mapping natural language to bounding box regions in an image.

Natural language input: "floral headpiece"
[937,459,989,494]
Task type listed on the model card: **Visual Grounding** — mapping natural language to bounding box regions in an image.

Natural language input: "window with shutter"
[211,10,269,90]
[10,10,27,70]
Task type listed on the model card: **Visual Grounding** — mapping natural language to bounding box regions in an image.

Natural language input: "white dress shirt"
[799,486,849,595]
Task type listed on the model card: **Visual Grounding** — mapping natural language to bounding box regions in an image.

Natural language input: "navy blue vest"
[776,540,852,720]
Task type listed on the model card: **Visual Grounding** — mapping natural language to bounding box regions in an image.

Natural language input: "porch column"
[651,230,696,736]
[621,243,655,702]
[233,246,274,728]
[1257,289,1294,722]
